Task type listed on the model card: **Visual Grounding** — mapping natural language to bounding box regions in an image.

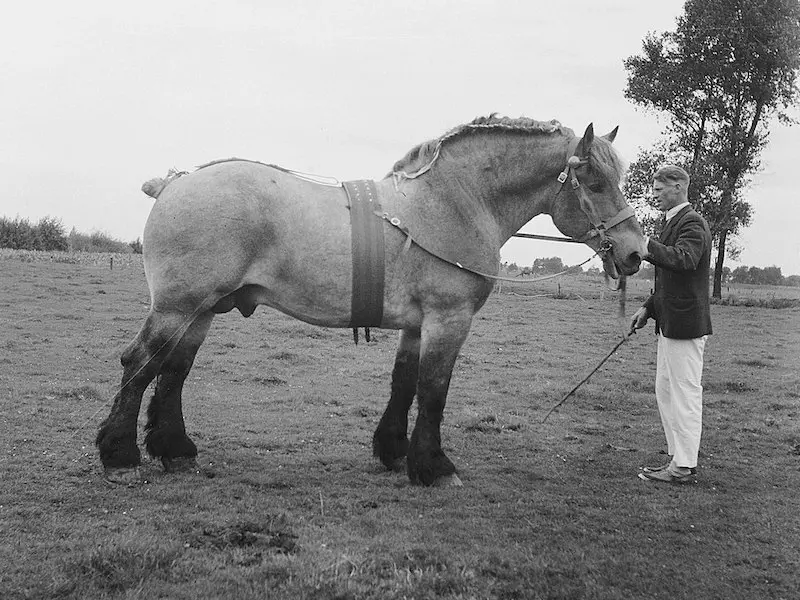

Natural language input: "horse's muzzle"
[602,249,642,279]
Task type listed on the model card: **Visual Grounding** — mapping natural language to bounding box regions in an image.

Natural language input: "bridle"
[557,143,636,253]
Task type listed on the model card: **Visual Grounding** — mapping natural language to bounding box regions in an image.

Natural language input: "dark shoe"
[641,460,672,473]
[638,466,697,484]
[642,461,697,475]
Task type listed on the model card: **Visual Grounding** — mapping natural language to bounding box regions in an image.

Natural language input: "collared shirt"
[666,201,690,222]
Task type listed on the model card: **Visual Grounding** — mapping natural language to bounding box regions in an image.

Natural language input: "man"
[630,165,712,484]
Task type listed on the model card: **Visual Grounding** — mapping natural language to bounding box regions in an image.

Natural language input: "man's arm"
[646,215,708,272]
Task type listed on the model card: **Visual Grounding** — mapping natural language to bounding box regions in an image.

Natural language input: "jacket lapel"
[659,205,692,242]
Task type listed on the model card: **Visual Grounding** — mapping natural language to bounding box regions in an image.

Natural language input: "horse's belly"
[244,229,354,327]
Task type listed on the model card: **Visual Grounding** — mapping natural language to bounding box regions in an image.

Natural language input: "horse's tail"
[141,168,188,199]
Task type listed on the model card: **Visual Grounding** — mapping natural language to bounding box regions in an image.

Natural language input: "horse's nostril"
[628,253,642,270]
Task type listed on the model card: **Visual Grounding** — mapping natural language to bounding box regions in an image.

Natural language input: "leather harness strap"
[556,142,636,246]
[344,180,385,329]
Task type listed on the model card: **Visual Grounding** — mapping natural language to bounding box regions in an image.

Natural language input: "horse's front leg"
[406,311,472,486]
[373,328,421,469]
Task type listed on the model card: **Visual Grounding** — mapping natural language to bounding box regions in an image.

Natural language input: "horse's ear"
[577,123,595,156]
[602,126,619,143]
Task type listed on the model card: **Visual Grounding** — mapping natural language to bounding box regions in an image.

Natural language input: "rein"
[375,207,602,284]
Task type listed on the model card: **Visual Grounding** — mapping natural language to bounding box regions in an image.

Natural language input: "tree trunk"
[713,228,727,299]
[688,108,707,184]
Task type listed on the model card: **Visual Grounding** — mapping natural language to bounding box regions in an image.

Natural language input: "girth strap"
[344,180,385,328]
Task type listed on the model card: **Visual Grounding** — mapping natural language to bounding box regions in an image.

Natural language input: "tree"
[761,265,783,285]
[730,264,784,285]
[35,216,68,251]
[623,147,667,238]
[532,256,565,274]
[624,0,800,298]
[718,266,732,284]
[0,217,33,249]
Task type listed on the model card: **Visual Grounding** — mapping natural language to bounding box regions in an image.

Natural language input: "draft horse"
[97,115,648,486]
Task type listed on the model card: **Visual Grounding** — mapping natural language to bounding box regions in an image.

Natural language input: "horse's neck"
[431,134,567,243]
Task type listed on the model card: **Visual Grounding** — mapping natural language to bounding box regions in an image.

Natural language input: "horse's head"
[550,124,647,278]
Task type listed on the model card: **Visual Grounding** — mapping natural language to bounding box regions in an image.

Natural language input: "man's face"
[651,180,683,212]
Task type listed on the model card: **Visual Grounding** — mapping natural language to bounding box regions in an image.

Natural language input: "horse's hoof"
[433,473,463,488]
[103,467,141,485]
[161,456,200,474]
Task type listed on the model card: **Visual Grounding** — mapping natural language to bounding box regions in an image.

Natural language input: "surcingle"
[141,168,188,199]
[344,180,385,330]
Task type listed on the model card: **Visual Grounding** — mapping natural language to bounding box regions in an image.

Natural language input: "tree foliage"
[532,256,566,274]
[730,264,784,285]
[624,0,800,297]
[0,216,142,253]
[67,228,134,253]
[0,216,68,251]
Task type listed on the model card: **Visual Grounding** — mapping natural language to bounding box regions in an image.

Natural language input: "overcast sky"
[2,1,798,274]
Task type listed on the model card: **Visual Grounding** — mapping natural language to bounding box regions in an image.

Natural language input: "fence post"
[110,257,113,270]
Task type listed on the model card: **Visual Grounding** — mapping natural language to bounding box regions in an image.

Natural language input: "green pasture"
[1,255,798,599]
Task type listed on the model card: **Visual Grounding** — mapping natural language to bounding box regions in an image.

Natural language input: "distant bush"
[711,295,800,309]
[0,215,144,254]
[730,264,786,286]
[67,228,133,254]
[0,248,143,267]
[784,275,800,287]
[0,216,68,251]
[36,217,69,251]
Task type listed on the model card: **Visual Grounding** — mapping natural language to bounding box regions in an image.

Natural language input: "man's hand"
[629,306,649,335]
[639,236,652,261]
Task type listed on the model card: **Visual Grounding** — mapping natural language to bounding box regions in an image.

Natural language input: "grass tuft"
[463,414,523,433]
[69,539,181,593]
[704,380,757,393]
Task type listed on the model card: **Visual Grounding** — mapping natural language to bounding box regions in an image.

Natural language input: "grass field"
[1,253,799,599]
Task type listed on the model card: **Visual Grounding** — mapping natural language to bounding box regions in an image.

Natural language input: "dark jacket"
[643,205,712,339]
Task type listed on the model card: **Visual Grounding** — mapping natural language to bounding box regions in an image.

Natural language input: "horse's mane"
[589,134,628,186]
[389,114,628,186]
[389,114,569,179]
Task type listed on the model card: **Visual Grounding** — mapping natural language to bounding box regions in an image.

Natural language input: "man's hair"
[653,165,690,187]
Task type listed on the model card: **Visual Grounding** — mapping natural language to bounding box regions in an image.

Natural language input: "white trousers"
[655,334,707,469]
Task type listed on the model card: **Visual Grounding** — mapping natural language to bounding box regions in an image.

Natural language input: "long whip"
[541,274,633,422]
[541,329,635,422]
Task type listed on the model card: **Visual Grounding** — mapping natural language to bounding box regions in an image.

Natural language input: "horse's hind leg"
[373,328,421,469]
[96,309,196,483]
[144,312,214,473]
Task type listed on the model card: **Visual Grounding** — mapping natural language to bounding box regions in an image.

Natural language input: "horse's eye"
[589,183,604,193]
